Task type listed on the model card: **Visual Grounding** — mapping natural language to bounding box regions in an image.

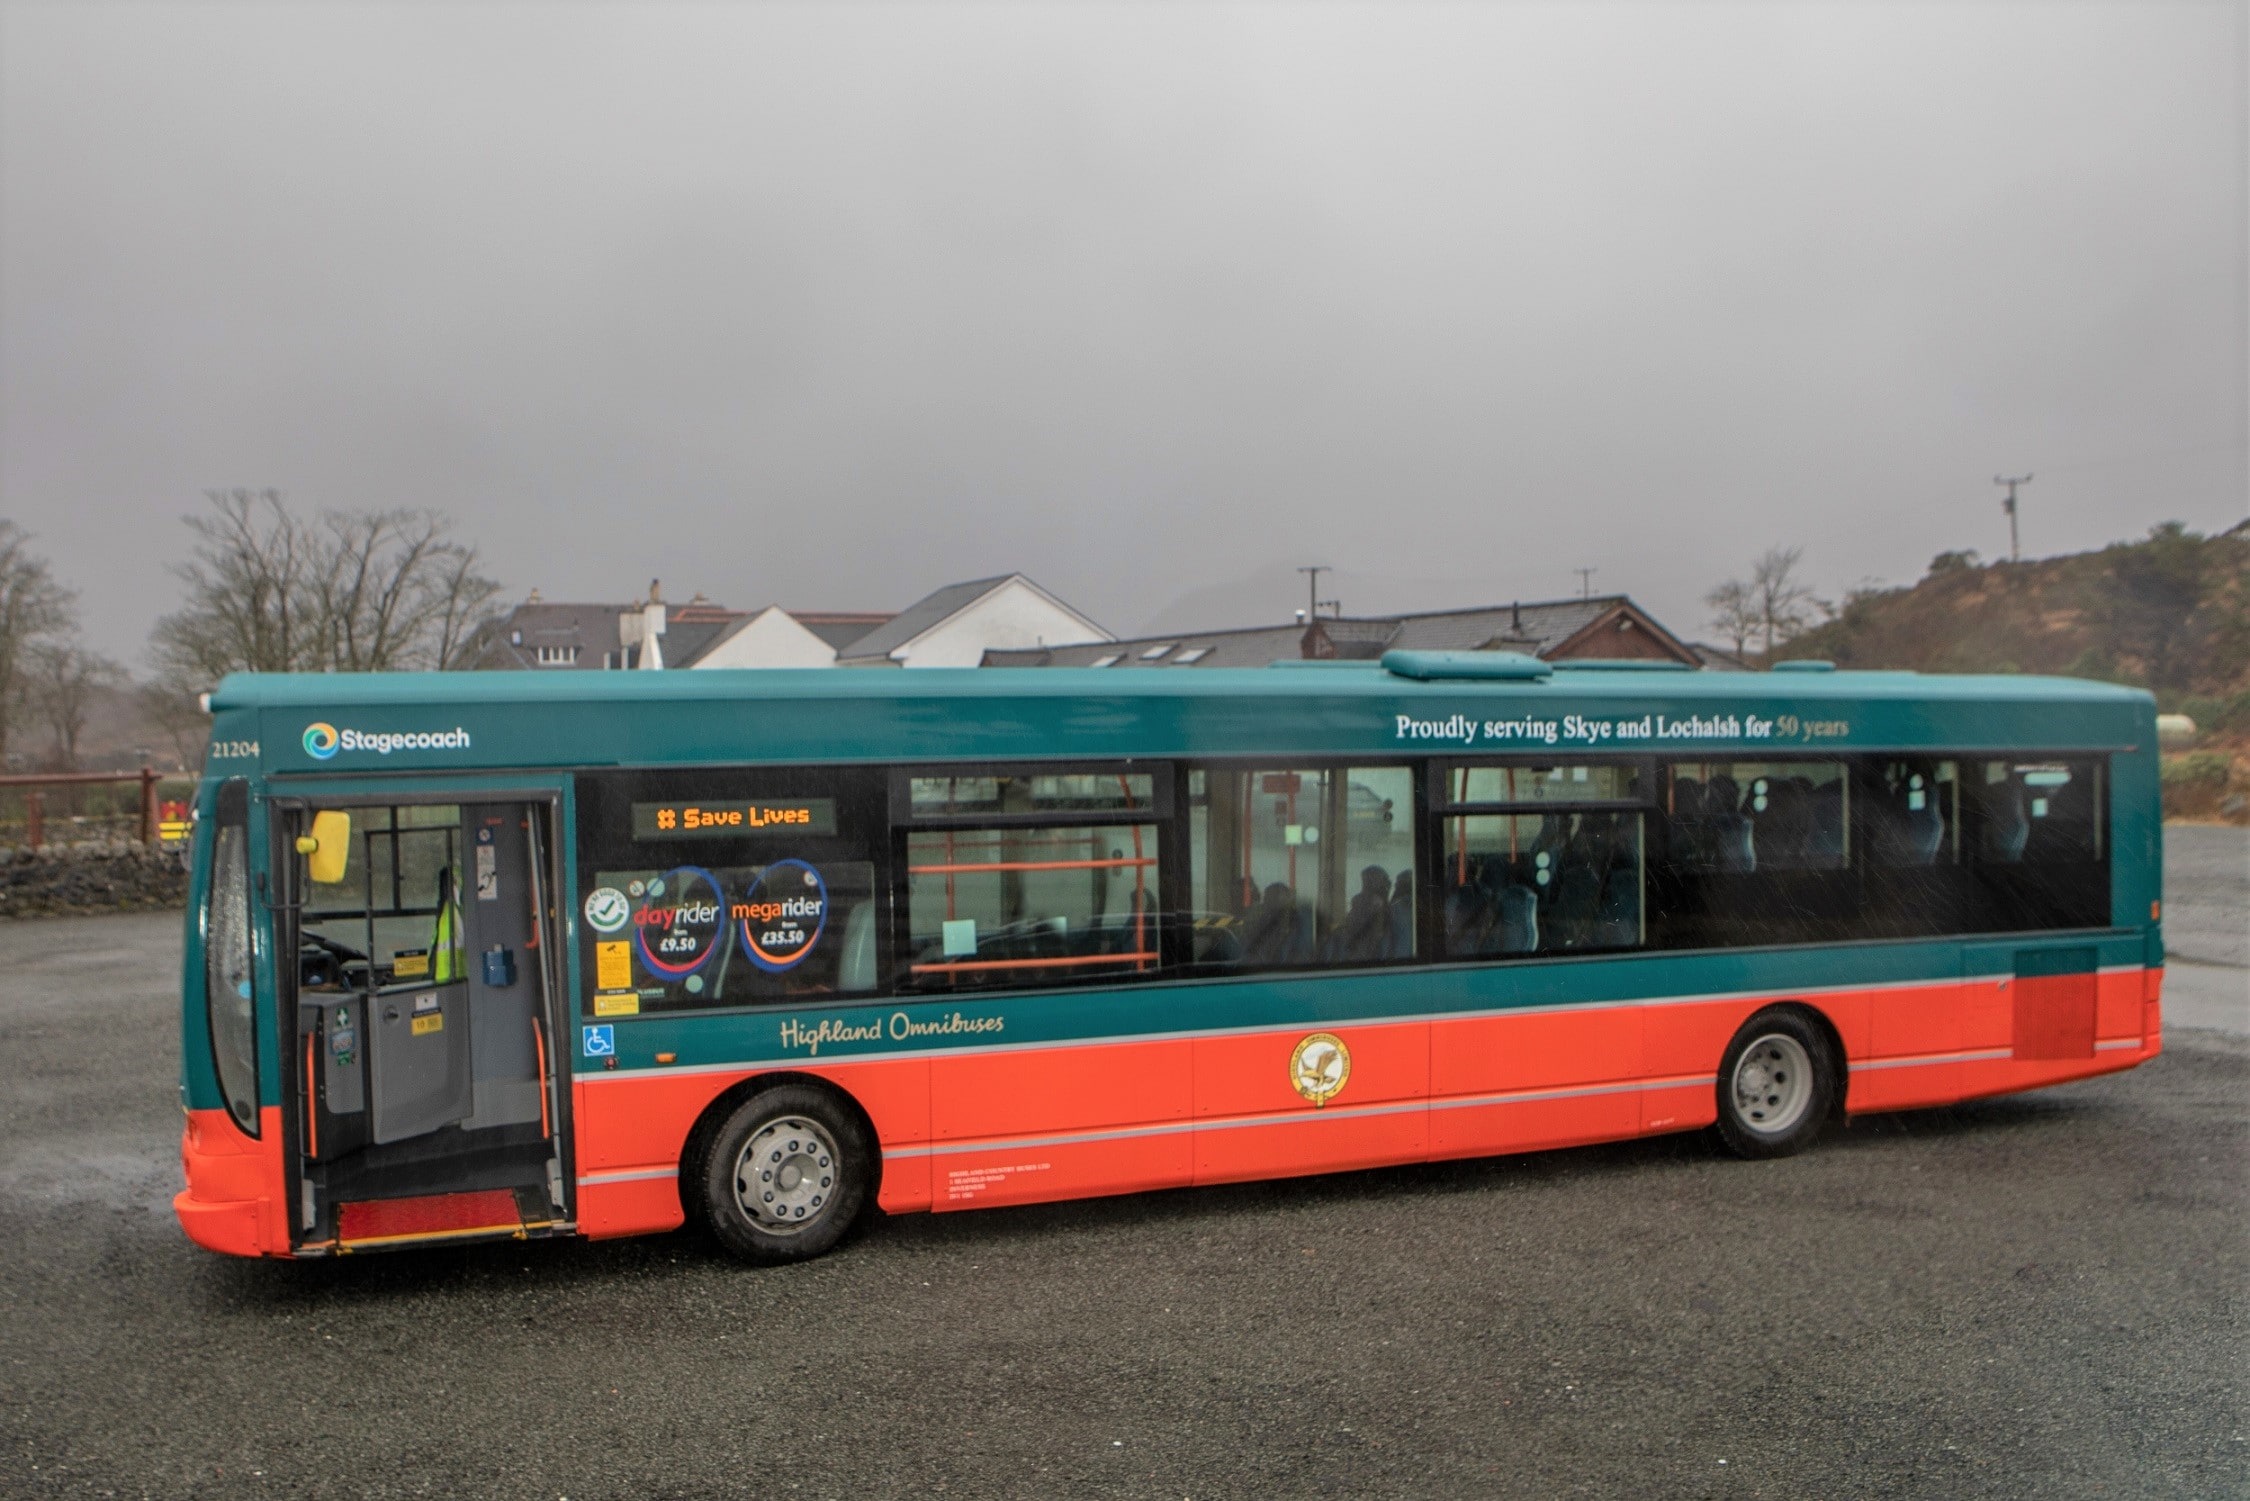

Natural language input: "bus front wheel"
[701,1085,873,1264]
[1714,1008,1836,1160]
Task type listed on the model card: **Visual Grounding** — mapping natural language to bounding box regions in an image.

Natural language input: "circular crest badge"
[1289,1032,1351,1108]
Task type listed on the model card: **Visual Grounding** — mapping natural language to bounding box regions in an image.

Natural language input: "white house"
[689,608,895,669]
[834,575,1113,668]
[466,575,1108,672]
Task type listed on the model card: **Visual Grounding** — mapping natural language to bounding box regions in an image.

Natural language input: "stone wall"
[0,843,190,918]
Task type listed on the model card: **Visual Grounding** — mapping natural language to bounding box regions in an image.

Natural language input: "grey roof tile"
[835,577,1013,662]
[981,595,1694,669]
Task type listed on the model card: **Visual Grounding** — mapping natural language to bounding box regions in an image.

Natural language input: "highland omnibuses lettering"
[776,1017,884,1055]
[777,1010,1007,1056]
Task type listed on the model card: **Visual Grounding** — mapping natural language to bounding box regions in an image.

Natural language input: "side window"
[1188,766,1416,968]
[1869,760,1959,867]
[1668,761,1849,873]
[1965,758,2108,931]
[1972,760,2102,866]
[575,771,885,1012]
[204,779,259,1135]
[298,804,463,992]
[1436,764,1645,957]
[899,769,1164,992]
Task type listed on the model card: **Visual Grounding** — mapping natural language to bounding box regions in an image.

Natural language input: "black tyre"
[1714,1007,1837,1160]
[700,1084,873,1264]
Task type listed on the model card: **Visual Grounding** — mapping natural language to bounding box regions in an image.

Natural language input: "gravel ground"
[0,861,2243,1499]
[2162,825,2248,1034]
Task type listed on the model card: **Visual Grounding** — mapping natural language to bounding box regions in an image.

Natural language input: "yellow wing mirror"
[294,810,353,885]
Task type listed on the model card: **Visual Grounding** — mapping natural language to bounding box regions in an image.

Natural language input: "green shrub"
[2179,691,2250,737]
[2162,751,2235,819]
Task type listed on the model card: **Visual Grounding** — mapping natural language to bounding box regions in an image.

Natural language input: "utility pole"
[1297,566,1331,622]
[1574,566,1597,601]
[1994,474,2032,562]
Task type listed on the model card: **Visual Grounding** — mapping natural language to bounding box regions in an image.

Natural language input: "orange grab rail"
[304,1033,318,1158]
[531,1017,551,1139]
[908,857,1156,875]
[911,951,1159,974]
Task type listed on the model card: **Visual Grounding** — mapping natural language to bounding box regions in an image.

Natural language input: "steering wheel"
[300,931,368,964]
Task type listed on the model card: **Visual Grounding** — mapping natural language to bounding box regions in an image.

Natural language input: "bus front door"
[288,798,571,1252]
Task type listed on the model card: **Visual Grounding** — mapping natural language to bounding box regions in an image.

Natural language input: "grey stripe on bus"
[882,1075,1721,1162]
[1849,1047,2017,1072]
[577,1167,680,1186]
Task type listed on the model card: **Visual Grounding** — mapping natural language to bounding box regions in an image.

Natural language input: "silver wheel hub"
[1731,1034,1813,1135]
[733,1116,840,1235]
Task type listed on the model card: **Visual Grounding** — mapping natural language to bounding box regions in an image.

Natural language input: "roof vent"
[1381,650,1552,682]
[1771,659,1836,673]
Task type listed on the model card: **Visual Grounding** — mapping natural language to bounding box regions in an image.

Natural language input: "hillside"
[1783,521,2249,701]
[1779,521,2250,820]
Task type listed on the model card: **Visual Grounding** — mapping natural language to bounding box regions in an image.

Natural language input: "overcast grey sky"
[2,1,2243,664]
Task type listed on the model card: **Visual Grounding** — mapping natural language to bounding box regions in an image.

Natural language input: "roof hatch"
[1380,650,1553,682]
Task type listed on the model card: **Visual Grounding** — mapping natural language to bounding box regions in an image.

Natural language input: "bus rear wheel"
[701,1085,872,1264]
[1714,1009,1836,1160]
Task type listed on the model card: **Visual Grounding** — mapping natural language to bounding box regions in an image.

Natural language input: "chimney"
[638,595,667,670]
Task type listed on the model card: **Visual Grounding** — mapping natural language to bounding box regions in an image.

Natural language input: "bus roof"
[206,662,2154,777]
[210,661,2149,711]
[214,657,2160,783]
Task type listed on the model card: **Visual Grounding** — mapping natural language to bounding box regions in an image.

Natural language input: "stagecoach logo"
[300,720,470,758]
[1289,1032,1351,1108]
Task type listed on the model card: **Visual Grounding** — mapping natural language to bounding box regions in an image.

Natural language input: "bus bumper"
[176,1107,286,1257]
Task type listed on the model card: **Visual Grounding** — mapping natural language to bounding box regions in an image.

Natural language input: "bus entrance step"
[336,1189,525,1250]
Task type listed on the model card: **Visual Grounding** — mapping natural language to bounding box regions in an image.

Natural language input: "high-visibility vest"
[431,867,466,983]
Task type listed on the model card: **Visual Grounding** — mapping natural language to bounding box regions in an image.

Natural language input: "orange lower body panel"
[568,975,2160,1239]
[182,973,2162,1257]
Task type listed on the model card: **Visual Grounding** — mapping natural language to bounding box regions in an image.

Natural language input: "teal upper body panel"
[207,664,2155,779]
[183,666,2162,1112]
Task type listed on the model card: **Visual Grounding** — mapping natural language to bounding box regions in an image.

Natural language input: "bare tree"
[23,639,121,770]
[1709,546,1828,656]
[312,509,503,670]
[1748,545,1829,651]
[137,682,211,775]
[150,490,503,684]
[1703,578,1759,657]
[427,547,506,669]
[0,522,77,766]
[149,490,321,682]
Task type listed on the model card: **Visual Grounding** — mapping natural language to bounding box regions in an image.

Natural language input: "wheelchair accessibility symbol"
[582,1024,615,1058]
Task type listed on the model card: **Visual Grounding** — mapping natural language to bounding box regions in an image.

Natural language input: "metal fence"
[0,769,196,851]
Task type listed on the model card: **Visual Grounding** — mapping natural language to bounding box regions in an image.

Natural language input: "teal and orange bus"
[176,653,2164,1262]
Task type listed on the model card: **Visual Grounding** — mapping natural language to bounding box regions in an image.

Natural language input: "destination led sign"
[631,799,837,840]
